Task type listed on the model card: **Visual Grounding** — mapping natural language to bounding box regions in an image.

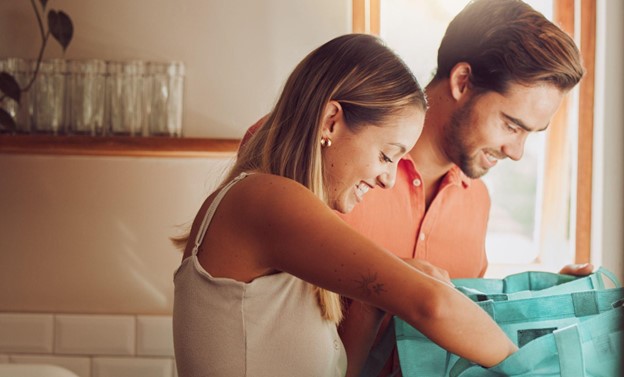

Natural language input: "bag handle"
[593,267,621,288]
[554,325,586,377]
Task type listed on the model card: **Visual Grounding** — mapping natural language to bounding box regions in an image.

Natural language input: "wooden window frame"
[352,0,380,35]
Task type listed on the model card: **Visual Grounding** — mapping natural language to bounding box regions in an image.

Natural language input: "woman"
[172,34,517,377]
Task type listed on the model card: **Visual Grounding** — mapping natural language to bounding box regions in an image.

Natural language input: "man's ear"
[449,62,472,101]
[321,100,344,138]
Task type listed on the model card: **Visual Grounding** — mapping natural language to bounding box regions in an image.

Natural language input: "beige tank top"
[173,172,347,377]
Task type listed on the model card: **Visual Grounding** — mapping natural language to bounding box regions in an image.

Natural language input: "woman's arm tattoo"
[354,270,387,297]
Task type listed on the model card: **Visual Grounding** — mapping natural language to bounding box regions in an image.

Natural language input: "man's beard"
[442,97,490,179]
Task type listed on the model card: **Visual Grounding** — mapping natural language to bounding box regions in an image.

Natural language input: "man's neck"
[409,81,456,207]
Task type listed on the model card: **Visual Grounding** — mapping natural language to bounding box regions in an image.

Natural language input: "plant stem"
[31,0,45,41]
[22,0,51,93]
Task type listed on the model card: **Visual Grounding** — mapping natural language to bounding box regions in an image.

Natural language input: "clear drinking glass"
[32,59,67,135]
[146,61,184,137]
[1,58,35,133]
[67,59,107,135]
[106,60,146,136]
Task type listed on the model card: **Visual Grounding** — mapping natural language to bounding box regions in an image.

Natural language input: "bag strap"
[477,288,624,323]
[554,325,586,377]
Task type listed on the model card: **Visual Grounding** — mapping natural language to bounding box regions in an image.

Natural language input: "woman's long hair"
[182,34,426,324]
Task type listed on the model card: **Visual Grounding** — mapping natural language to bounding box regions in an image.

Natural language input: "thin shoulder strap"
[191,172,250,256]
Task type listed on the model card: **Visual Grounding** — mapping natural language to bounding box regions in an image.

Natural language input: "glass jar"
[67,59,107,135]
[146,61,185,137]
[106,60,147,136]
[32,59,67,135]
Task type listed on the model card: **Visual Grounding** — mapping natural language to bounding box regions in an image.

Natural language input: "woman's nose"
[377,168,397,189]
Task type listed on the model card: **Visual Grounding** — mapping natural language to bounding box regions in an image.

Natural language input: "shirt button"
[412,178,422,187]
[333,339,340,350]
[419,232,426,241]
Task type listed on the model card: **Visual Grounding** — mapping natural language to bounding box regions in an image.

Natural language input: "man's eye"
[381,152,393,163]
[505,123,518,133]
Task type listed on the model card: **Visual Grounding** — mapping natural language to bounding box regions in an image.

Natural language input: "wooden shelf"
[0,134,240,158]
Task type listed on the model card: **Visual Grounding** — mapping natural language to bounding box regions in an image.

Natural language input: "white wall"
[0,154,234,314]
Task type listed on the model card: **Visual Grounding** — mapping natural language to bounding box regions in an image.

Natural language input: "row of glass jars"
[0,58,185,137]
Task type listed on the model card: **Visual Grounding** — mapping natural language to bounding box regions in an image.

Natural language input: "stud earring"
[320,137,332,148]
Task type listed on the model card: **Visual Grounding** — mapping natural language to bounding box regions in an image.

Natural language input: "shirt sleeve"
[238,115,268,156]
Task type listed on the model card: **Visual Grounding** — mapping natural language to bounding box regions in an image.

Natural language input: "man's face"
[442,83,564,178]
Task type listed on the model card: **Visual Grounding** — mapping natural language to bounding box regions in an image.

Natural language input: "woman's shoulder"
[231,172,326,220]
[237,172,311,199]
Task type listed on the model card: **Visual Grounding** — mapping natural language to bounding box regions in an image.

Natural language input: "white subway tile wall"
[9,355,90,377]
[55,315,135,356]
[0,313,54,353]
[0,313,175,377]
[92,357,173,377]
[136,316,174,357]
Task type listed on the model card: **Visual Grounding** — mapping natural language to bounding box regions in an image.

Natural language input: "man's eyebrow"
[503,113,549,132]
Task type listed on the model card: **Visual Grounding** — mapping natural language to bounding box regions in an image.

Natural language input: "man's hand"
[401,258,452,284]
[558,263,594,276]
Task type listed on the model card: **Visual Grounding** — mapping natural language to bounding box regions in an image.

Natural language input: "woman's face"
[323,106,425,213]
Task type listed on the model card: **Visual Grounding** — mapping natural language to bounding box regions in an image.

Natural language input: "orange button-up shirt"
[338,155,491,376]
[338,155,490,279]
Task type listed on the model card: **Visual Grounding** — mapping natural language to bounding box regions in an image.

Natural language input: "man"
[240,1,591,375]
[336,0,590,375]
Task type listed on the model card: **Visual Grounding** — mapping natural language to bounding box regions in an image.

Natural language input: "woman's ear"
[449,62,472,101]
[321,100,344,139]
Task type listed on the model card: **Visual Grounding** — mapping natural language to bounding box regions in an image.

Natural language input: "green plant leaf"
[0,72,21,104]
[39,0,48,11]
[48,10,73,51]
[0,108,17,131]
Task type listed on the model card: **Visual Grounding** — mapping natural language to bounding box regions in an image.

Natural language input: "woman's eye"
[380,152,393,163]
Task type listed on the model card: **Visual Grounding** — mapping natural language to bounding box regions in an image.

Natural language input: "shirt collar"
[401,155,472,188]
[446,165,471,188]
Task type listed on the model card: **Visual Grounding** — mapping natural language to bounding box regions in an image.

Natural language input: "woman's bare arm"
[339,259,452,376]
[228,174,518,366]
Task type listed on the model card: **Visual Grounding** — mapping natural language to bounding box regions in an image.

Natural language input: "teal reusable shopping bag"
[395,287,624,376]
[448,305,624,377]
[394,269,624,377]
[361,268,620,377]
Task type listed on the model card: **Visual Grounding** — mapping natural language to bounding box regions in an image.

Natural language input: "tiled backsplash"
[0,313,176,377]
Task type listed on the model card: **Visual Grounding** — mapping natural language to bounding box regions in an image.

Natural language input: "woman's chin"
[337,200,357,214]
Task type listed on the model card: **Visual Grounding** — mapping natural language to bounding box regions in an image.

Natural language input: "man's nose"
[502,134,527,161]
